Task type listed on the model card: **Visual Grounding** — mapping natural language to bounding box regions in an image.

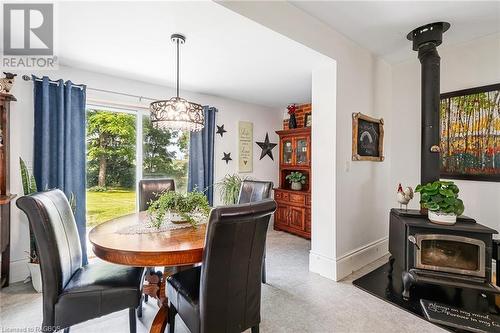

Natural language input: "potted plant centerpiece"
[286,171,306,191]
[147,190,211,228]
[415,180,465,225]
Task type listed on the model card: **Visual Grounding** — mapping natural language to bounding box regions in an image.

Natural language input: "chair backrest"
[138,179,175,211]
[200,199,276,332]
[237,180,273,204]
[16,189,83,327]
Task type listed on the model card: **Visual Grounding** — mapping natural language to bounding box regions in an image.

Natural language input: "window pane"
[142,115,190,192]
[86,109,137,227]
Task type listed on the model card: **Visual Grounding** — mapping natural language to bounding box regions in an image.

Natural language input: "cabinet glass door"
[295,138,309,165]
[282,139,293,164]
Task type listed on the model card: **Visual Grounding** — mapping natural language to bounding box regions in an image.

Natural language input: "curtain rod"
[22,75,158,102]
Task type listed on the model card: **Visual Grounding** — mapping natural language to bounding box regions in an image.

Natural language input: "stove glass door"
[416,234,485,277]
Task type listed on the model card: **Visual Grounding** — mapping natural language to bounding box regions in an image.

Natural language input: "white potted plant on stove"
[415,180,465,225]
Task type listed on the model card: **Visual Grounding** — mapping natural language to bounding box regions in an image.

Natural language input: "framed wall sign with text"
[238,121,253,172]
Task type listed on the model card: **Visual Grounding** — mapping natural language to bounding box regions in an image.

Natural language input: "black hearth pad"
[352,261,500,332]
[420,299,500,333]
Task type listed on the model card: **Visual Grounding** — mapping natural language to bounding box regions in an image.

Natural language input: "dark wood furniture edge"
[0,194,16,205]
[0,95,14,288]
[0,93,17,101]
[276,127,311,136]
[273,187,311,194]
[90,243,204,267]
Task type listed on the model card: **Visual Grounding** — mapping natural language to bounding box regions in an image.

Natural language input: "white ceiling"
[291,1,500,63]
[56,1,328,108]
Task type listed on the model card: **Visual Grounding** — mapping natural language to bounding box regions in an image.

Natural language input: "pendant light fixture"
[150,34,204,132]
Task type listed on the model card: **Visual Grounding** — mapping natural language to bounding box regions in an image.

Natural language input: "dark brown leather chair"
[166,199,277,333]
[138,178,176,303]
[237,180,273,283]
[138,178,176,211]
[16,189,143,333]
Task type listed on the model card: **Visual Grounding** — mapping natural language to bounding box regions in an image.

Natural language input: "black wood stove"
[387,22,500,306]
[389,209,500,301]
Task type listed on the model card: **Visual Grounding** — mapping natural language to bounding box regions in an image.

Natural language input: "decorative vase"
[291,182,302,191]
[289,114,297,129]
[428,211,457,225]
[27,262,42,293]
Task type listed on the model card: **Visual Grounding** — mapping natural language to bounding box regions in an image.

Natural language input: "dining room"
[3,1,500,333]
[1,1,329,332]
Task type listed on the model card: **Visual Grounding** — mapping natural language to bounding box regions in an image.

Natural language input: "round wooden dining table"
[89,211,207,333]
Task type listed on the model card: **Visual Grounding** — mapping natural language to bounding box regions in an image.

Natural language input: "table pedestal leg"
[149,267,179,333]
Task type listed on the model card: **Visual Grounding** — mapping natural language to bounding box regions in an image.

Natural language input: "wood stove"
[387,22,500,305]
[389,209,499,300]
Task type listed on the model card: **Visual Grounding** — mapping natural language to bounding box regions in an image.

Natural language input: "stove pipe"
[407,22,450,185]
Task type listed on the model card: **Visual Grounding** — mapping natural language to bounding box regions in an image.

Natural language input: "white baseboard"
[309,251,337,280]
[335,237,388,281]
[9,258,30,283]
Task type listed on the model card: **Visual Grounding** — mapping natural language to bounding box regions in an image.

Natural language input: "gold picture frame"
[352,112,384,161]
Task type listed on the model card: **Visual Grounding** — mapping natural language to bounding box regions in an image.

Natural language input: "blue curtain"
[33,76,88,264]
[188,106,217,205]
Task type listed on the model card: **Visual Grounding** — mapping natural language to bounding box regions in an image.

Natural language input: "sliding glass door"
[86,107,137,227]
[85,106,190,228]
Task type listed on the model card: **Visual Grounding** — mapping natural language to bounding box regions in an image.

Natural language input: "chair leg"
[137,300,143,318]
[63,328,70,333]
[261,258,266,284]
[129,307,137,333]
[168,302,177,333]
[251,324,259,333]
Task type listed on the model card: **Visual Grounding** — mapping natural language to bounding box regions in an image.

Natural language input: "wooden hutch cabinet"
[0,93,16,288]
[274,127,311,239]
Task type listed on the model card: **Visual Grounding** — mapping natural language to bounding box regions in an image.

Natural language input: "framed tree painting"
[440,83,500,182]
[352,113,384,161]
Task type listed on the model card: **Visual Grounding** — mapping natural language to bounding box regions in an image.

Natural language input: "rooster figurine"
[396,183,413,211]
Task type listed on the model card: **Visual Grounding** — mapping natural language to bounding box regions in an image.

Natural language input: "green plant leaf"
[426,202,440,211]
[20,158,30,195]
[420,192,431,202]
[449,184,459,193]
[454,199,465,216]
[30,175,38,193]
[431,194,443,203]
[439,188,455,197]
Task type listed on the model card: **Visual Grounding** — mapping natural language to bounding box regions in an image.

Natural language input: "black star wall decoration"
[222,152,232,164]
[256,133,277,161]
[216,124,227,137]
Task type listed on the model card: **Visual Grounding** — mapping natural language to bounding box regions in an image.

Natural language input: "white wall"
[310,63,338,279]
[221,1,393,280]
[392,33,500,232]
[6,65,282,282]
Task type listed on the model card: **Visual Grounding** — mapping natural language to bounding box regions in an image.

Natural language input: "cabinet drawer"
[274,191,289,202]
[289,193,305,205]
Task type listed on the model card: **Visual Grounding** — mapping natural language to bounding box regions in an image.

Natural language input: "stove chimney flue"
[407,22,450,185]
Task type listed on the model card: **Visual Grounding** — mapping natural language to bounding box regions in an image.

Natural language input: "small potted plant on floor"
[217,174,246,205]
[20,158,42,292]
[415,180,464,225]
[286,171,306,191]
